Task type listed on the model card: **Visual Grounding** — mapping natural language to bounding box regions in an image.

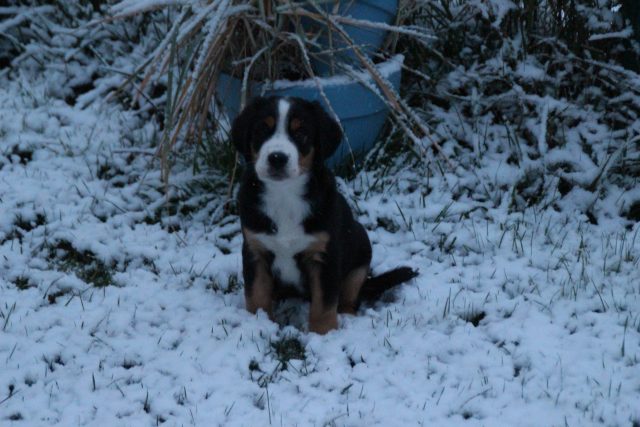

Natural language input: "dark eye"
[263,116,275,129]
[293,128,309,143]
[288,118,304,138]
[254,119,274,138]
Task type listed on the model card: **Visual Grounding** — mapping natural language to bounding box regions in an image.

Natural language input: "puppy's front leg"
[242,243,274,318]
[307,263,338,334]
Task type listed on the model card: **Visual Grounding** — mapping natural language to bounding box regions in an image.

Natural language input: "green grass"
[12,276,33,290]
[270,336,306,371]
[48,240,113,288]
[460,308,486,327]
[207,274,241,295]
[1,213,47,246]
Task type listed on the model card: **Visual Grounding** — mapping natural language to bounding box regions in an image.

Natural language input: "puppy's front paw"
[309,310,338,334]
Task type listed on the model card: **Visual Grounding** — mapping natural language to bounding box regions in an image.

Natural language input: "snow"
[1,0,640,423]
[588,29,634,41]
[270,55,404,90]
[1,67,639,427]
[109,0,181,17]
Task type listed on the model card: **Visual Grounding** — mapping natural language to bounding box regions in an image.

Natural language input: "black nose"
[268,152,288,169]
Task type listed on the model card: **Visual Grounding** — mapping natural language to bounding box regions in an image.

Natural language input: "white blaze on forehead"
[254,98,301,181]
[276,98,290,136]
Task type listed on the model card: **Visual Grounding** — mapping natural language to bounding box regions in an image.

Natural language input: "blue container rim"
[262,54,404,91]
[318,0,398,16]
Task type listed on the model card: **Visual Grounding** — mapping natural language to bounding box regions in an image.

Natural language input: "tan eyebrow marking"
[264,116,275,129]
[290,117,302,132]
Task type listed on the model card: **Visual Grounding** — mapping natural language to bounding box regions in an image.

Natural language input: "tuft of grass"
[625,200,640,222]
[376,217,400,233]
[12,276,33,290]
[13,214,34,232]
[248,359,261,372]
[1,212,47,245]
[193,129,236,177]
[270,336,306,371]
[122,359,139,370]
[225,274,241,294]
[174,386,188,406]
[143,390,151,414]
[2,302,17,332]
[207,274,241,295]
[46,289,70,305]
[460,309,486,327]
[512,169,545,210]
[48,240,113,288]
[42,354,65,372]
[8,145,33,165]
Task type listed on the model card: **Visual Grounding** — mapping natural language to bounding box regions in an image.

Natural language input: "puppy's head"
[231,96,342,182]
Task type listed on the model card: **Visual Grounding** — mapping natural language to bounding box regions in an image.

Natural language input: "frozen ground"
[1,71,639,427]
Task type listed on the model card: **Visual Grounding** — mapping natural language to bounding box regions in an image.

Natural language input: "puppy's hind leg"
[338,222,372,314]
[338,266,369,315]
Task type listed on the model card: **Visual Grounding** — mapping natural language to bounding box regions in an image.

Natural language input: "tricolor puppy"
[233,96,417,334]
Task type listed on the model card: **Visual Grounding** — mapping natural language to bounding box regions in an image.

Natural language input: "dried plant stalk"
[106,0,445,182]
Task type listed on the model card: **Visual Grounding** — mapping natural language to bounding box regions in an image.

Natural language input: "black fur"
[231,97,274,162]
[358,267,420,303]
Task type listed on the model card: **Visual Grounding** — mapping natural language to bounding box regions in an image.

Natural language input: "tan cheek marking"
[298,147,314,172]
[338,266,369,315]
[264,116,275,129]
[290,118,302,132]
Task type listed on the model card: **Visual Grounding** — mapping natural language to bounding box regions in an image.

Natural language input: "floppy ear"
[231,97,265,161]
[312,101,343,160]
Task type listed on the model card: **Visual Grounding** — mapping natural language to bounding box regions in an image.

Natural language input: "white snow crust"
[1,69,639,427]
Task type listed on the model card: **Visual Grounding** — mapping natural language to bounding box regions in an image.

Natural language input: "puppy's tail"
[358,267,418,303]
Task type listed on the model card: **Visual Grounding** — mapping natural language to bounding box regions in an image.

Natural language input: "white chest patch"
[254,174,314,289]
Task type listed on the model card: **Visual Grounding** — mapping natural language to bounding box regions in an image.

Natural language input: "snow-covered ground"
[1,67,639,427]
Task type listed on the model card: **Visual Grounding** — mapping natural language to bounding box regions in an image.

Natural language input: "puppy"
[232,96,417,334]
